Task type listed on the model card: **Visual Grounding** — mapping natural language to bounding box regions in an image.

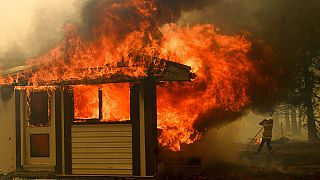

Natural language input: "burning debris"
[0,0,274,151]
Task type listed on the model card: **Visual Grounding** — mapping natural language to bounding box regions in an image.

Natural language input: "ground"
[162,142,320,179]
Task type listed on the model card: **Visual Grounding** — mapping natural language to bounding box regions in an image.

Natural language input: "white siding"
[0,91,16,173]
[71,124,132,175]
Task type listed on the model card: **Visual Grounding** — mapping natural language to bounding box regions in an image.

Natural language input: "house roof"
[0,56,195,86]
[0,65,32,76]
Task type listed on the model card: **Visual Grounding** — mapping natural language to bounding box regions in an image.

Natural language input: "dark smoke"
[154,0,221,22]
[179,0,320,113]
[80,0,141,42]
[79,0,220,42]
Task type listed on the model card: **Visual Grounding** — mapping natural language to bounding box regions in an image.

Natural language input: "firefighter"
[256,114,274,154]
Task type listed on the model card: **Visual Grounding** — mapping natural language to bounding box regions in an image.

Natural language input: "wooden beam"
[139,84,146,176]
[63,88,74,174]
[130,83,140,176]
[15,90,22,170]
[98,89,102,120]
[144,81,158,176]
[55,89,62,174]
[131,81,158,176]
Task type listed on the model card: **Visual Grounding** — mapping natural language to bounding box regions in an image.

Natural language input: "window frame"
[26,90,51,127]
[73,85,131,124]
[73,88,102,122]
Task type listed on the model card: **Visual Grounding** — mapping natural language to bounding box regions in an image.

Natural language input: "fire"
[0,0,270,151]
[101,83,130,122]
[74,83,130,122]
[74,85,99,120]
[255,137,263,145]
[156,25,252,151]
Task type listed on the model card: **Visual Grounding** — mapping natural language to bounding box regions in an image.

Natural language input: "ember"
[0,0,270,151]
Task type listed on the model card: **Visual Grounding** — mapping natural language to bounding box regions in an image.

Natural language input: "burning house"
[0,0,271,178]
[0,56,195,178]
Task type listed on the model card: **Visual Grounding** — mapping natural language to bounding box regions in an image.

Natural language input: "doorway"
[22,90,56,170]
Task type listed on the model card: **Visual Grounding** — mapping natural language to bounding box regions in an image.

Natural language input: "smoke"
[176,112,288,174]
[0,43,26,69]
[178,0,320,112]
[0,0,80,69]
[153,0,221,22]
[79,0,220,43]
[194,108,248,132]
[175,113,256,163]
[79,0,143,42]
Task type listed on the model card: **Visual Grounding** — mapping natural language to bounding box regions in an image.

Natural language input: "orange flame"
[156,24,253,151]
[74,85,99,120]
[0,0,269,151]
[74,84,130,122]
[101,83,130,122]
[255,137,263,145]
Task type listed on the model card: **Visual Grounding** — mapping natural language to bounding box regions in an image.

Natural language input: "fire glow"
[74,83,130,122]
[255,137,263,145]
[0,0,268,151]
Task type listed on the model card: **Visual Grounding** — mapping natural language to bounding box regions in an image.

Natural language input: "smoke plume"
[0,0,79,69]
[178,0,320,112]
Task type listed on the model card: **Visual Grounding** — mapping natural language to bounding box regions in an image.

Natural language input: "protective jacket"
[259,118,273,139]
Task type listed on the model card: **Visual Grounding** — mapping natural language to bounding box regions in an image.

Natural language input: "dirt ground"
[162,142,320,179]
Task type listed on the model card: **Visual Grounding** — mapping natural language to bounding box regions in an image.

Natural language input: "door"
[22,90,56,169]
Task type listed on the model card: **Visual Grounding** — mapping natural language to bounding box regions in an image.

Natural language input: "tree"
[291,50,320,142]
[303,58,319,142]
[290,105,297,135]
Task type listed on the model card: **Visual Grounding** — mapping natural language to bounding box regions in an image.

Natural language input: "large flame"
[0,0,270,151]
[157,24,252,151]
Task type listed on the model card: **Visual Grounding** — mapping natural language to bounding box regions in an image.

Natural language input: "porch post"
[15,90,22,170]
[55,89,62,174]
[63,87,73,174]
[131,81,158,176]
[144,81,157,176]
[131,83,141,176]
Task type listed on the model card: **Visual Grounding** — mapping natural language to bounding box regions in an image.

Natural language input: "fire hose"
[246,127,263,151]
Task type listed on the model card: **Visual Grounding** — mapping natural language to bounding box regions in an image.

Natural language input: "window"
[73,83,130,122]
[74,85,99,120]
[101,83,130,122]
[28,91,50,127]
[30,134,50,157]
